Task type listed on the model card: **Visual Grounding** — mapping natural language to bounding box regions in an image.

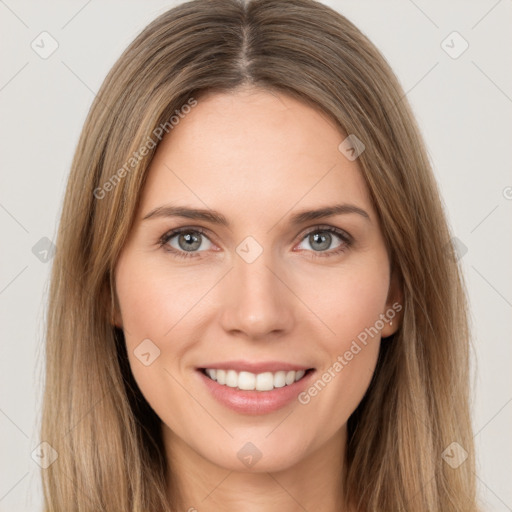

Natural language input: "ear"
[112,292,123,329]
[101,279,123,329]
[380,267,403,338]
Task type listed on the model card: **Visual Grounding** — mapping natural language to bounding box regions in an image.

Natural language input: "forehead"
[138,88,373,223]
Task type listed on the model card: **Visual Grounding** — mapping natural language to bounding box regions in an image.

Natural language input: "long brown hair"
[41,0,480,510]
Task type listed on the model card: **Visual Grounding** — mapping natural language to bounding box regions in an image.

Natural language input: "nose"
[218,247,295,340]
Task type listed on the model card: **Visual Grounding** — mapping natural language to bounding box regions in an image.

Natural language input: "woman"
[41,0,480,510]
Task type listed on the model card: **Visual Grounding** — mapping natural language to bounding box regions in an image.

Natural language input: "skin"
[114,86,402,512]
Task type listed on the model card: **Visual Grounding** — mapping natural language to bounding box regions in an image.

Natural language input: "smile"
[196,365,316,415]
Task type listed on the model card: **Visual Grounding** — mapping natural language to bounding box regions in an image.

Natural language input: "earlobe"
[381,268,404,338]
[102,280,123,328]
[112,308,123,329]
[111,290,123,329]
[381,314,400,338]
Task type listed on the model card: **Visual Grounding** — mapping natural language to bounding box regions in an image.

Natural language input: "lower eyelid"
[296,237,349,257]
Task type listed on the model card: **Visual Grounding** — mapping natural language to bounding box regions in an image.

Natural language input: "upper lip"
[197,360,314,374]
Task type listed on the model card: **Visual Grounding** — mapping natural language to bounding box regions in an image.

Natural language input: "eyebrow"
[142,203,370,226]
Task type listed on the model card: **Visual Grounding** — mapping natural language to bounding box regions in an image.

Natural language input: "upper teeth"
[204,369,307,391]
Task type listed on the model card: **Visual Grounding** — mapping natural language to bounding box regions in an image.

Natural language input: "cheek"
[114,256,216,409]
[116,270,188,429]
[294,260,388,420]
[115,254,214,341]
[297,256,390,347]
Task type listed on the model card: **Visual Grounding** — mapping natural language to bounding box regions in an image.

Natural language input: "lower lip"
[197,369,316,415]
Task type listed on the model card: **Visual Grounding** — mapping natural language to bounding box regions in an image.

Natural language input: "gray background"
[1,0,511,510]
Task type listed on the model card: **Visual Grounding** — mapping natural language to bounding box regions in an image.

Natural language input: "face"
[114,86,401,474]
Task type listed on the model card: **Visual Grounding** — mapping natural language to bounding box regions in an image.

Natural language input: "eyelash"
[158,225,353,260]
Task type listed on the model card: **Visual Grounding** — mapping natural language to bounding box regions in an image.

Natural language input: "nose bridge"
[219,238,294,338]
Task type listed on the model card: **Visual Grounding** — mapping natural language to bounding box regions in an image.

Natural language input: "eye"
[159,227,214,259]
[159,225,353,260]
[295,226,352,257]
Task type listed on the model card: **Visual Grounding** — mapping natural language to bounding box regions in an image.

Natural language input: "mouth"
[195,362,317,415]
[198,367,315,392]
